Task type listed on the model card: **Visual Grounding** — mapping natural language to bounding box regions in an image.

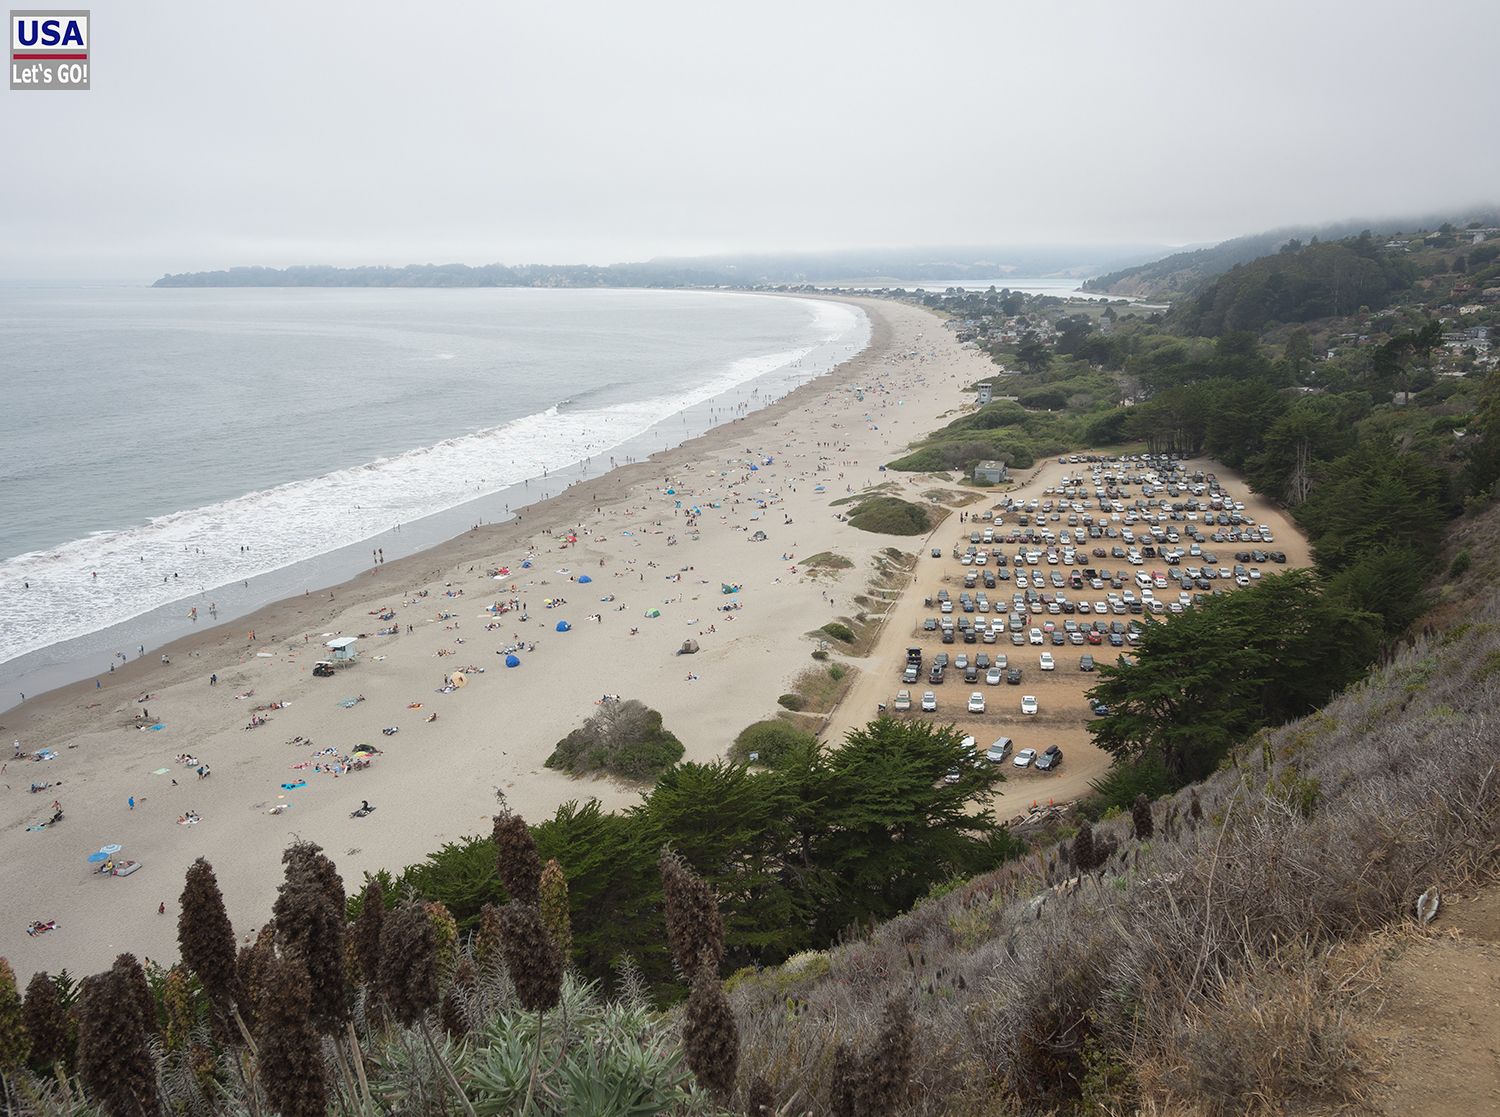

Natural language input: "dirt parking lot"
[826,450,1312,823]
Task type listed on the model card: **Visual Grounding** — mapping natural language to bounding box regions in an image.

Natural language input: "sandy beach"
[0,295,1000,976]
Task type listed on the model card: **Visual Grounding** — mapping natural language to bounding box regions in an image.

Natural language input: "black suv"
[1035,745,1063,771]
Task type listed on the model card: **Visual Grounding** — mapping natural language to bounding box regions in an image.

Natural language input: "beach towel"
[338,698,360,709]
[280,781,307,790]
[147,724,165,731]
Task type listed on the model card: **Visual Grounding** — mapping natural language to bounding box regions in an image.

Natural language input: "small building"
[324,636,359,662]
[973,460,1009,485]
[977,383,994,405]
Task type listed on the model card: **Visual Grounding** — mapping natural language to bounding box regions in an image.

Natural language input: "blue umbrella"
[99,843,122,854]
[505,654,521,668]
[87,851,108,863]
[577,574,592,584]
[555,620,571,632]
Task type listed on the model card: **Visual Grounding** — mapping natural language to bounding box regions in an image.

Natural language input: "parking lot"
[867,451,1313,819]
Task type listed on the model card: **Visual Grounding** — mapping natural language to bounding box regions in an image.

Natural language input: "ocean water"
[0,288,867,704]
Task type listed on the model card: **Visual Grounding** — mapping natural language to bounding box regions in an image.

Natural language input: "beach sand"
[0,295,994,976]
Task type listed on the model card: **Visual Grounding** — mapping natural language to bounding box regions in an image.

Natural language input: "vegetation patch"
[820,621,855,643]
[846,495,931,535]
[728,719,818,767]
[802,551,853,571]
[545,699,684,781]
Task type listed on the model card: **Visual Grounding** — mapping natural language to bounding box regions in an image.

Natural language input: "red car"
[1086,630,1103,645]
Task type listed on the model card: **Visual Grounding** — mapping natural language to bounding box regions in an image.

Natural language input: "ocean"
[0,287,868,706]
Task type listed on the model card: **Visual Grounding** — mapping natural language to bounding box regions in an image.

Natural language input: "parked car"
[1029,628,1044,645]
[968,691,985,713]
[1079,654,1095,671]
[1021,695,1038,715]
[1012,747,1037,768]
[986,666,1003,686]
[894,689,911,711]
[986,737,1013,763]
[921,691,937,712]
[1039,652,1055,671]
[1007,666,1023,685]
[1034,745,1063,771]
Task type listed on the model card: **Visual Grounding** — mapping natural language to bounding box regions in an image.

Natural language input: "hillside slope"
[725,500,1500,1114]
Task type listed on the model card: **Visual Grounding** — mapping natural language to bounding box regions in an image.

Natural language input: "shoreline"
[0,290,867,711]
[2,294,996,978]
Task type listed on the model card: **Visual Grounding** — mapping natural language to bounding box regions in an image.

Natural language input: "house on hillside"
[977,383,993,405]
[973,460,1009,485]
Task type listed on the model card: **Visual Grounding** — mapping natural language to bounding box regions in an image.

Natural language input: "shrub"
[776,693,806,712]
[821,621,855,643]
[728,720,817,767]
[1449,547,1472,579]
[546,699,684,781]
[803,552,854,571]
[847,496,931,536]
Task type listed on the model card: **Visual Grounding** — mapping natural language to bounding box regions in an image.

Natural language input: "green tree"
[1088,572,1380,784]
[811,718,1005,936]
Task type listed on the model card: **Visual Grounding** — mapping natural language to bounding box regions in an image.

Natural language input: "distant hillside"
[153,245,1170,289]
[1085,209,1500,298]
[1171,234,1419,336]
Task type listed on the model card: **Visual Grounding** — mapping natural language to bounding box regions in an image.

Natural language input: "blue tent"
[555,620,571,632]
[520,559,533,569]
[505,654,521,668]
[577,574,592,584]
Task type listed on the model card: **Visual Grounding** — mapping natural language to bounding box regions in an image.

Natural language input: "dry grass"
[730,560,1500,1114]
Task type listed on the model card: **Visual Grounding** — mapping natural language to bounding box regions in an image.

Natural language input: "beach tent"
[325,636,359,662]
[521,560,533,569]
[555,620,572,632]
[504,654,521,668]
[678,639,700,655]
[578,574,593,584]
[645,609,661,618]
[751,530,768,542]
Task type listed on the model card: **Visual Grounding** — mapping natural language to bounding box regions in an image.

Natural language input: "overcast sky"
[3,0,1497,280]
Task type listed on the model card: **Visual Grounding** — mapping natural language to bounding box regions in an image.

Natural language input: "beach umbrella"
[578,574,592,584]
[100,844,122,855]
[451,672,467,688]
[521,560,533,569]
[505,654,521,668]
[86,851,108,863]
[555,620,571,632]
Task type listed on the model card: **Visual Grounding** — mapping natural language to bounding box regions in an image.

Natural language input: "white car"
[1013,747,1037,768]
[1029,628,1044,645]
[986,666,1003,686]
[1021,695,1038,715]
[968,691,985,713]
[921,691,937,712]
[894,689,911,711]
[1039,652,1055,671]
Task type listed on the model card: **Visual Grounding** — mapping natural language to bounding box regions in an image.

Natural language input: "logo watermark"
[11,10,89,90]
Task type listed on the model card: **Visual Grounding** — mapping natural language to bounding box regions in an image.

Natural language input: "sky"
[2,0,1498,281]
